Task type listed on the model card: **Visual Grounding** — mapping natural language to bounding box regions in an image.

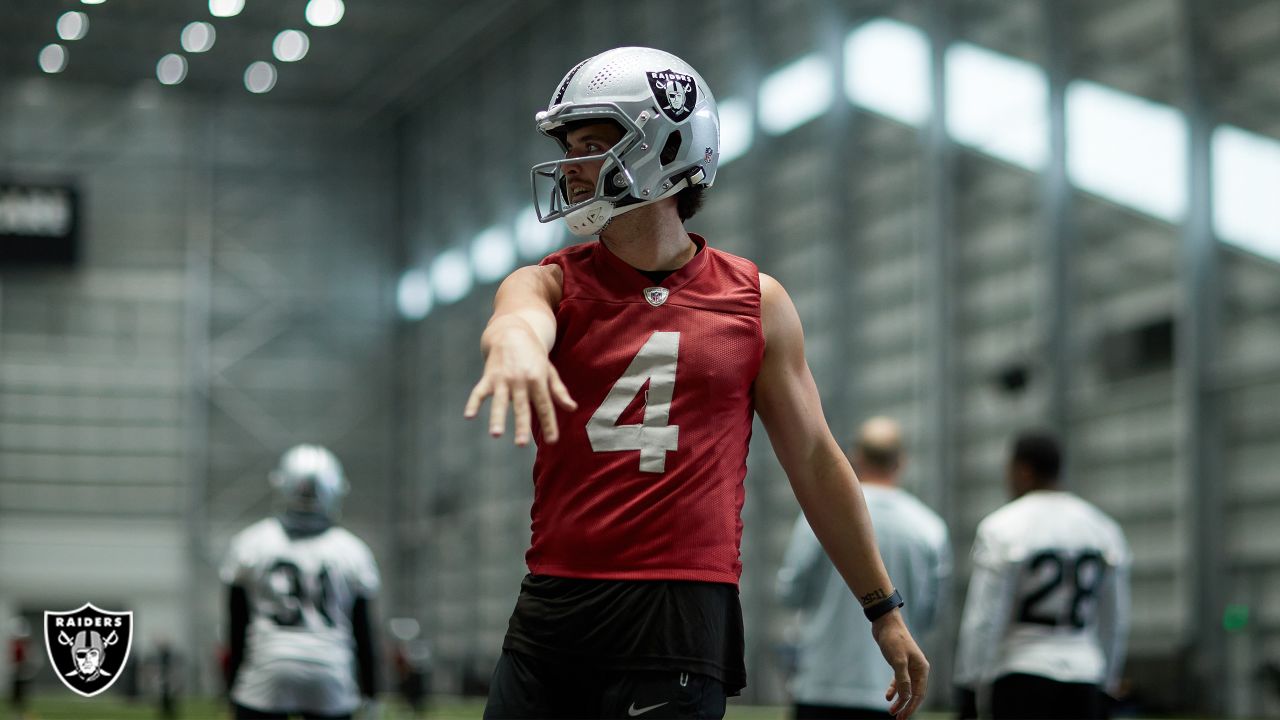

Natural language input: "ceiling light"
[759,53,834,135]
[1067,80,1187,222]
[209,0,244,18]
[244,61,277,94]
[181,22,216,53]
[1213,124,1280,262]
[946,42,1048,170]
[56,12,89,41]
[80,0,106,5]
[38,45,68,74]
[718,98,753,166]
[429,250,473,304]
[272,30,310,62]
[305,0,345,27]
[844,18,932,126]
[471,226,516,283]
[515,205,563,259]
[156,54,188,86]
[396,270,433,321]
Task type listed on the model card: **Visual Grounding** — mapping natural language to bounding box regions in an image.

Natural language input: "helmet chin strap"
[563,169,705,237]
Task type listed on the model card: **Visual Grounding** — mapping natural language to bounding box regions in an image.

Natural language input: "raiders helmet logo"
[647,70,698,122]
[644,287,670,307]
[44,603,134,698]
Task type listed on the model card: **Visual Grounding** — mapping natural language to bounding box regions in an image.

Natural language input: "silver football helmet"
[270,444,348,523]
[531,47,720,236]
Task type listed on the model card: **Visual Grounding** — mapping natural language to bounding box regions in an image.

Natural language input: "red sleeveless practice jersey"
[527,234,764,584]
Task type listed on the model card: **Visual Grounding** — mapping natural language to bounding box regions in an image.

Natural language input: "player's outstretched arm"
[463,264,577,445]
[754,273,929,720]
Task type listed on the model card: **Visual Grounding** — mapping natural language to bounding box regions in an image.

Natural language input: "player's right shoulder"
[495,264,564,309]
[511,262,563,286]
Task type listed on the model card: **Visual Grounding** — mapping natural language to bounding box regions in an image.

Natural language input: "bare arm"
[755,273,929,719]
[463,264,577,444]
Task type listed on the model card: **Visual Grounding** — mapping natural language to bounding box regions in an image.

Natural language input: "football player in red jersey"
[465,47,928,720]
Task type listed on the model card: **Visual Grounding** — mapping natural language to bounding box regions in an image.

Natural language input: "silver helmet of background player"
[530,46,720,237]
[271,444,348,533]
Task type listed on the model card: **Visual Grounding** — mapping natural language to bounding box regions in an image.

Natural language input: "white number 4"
[587,331,680,473]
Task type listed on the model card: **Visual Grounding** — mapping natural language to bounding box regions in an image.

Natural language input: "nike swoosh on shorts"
[628,701,669,717]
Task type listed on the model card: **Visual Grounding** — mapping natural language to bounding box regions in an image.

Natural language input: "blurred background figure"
[389,618,432,718]
[954,432,1130,720]
[144,636,183,720]
[222,444,381,720]
[778,417,951,719]
[8,617,33,720]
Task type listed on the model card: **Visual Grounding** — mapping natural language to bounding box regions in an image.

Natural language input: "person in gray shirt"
[778,417,951,719]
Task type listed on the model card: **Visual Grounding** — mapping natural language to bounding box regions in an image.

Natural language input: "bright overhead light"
[946,42,1048,170]
[272,30,310,62]
[429,250,473,304]
[471,226,517,283]
[718,98,753,167]
[1067,80,1187,222]
[56,12,89,41]
[80,0,106,5]
[38,45,68,74]
[305,0,345,27]
[844,18,932,126]
[759,53,834,135]
[396,269,433,321]
[244,61,277,94]
[1213,124,1280,262]
[181,22,216,53]
[515,205,563,259]
[209,0,244,18]
[156,54,188,86]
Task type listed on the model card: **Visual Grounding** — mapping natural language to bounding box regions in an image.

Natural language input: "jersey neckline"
[592,233,710,299]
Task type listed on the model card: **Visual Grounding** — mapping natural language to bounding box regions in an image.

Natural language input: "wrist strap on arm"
[863,588,905,622]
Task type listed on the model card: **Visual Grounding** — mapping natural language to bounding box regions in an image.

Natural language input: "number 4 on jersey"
[587,331,680,473]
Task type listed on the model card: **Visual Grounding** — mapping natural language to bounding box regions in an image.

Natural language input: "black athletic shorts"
[990,673,1105,720]
[484,649,727,719]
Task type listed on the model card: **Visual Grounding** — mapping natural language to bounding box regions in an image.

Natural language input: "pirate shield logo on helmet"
[44,603,133,697]
[646,69,698,122]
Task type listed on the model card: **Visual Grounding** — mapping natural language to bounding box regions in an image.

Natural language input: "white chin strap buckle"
[565,200,614,236]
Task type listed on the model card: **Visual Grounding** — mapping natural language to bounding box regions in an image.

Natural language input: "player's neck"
[600,204,695,271]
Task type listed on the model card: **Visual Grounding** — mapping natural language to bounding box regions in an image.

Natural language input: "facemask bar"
[529,102,645,224]
[531,149,637,223]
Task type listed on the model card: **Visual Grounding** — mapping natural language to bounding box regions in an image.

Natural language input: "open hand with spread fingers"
[464,323,577,446]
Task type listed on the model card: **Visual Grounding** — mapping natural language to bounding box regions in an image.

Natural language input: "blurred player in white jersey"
[779,417,951,719]
[222,444,381,720]
[954,432,1130,719]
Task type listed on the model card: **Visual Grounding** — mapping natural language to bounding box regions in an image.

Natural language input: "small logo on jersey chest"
[643,287,669,307]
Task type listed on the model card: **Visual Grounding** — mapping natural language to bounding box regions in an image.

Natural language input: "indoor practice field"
[2,0,1279,719]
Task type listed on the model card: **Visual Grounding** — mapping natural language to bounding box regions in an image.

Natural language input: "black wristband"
[863,588,904,622]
